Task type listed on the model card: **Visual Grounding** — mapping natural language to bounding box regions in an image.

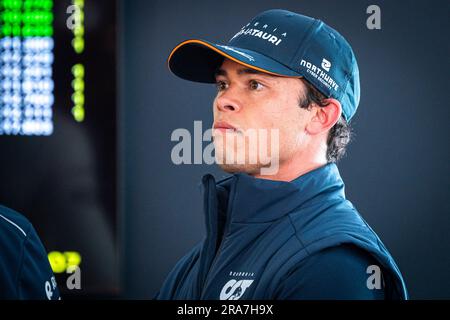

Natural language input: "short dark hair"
[298,79,352,163]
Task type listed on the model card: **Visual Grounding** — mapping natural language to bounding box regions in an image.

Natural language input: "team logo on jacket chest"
[219,271,255,300]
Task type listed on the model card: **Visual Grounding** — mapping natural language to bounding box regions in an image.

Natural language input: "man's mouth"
[213,121,238,133]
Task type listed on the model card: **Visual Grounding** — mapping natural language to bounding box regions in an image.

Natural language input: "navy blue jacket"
[156,164,408,300]
[0,205,60,300]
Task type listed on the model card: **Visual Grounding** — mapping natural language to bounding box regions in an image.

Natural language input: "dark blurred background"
[119,0,450,299]
[0,0,118,296]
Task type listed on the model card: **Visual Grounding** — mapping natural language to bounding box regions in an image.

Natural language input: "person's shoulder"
[0,204,33,240]
[0,204,60,300]
[275,244,385,299]
[288,196,369,247]
[304,244,385,296]
[172,242,203,271]
[308,244,379,268]
[155,242,203,299]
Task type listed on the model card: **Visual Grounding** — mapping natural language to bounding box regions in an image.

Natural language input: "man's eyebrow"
[214,68,271,78]
[237,68,268,76]
[214,69,227,77]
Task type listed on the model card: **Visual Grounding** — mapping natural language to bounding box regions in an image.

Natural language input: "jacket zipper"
[199,217,231,299]
[199,177,236,299]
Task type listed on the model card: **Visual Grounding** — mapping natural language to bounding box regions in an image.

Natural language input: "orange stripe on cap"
[167,39,302,79]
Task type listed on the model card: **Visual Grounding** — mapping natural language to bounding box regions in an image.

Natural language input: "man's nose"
[215,89,242,113]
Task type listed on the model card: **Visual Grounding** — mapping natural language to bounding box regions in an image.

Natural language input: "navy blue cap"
[168,9,360,122]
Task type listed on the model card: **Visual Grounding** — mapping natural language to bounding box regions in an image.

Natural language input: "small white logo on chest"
[220,279,254,300]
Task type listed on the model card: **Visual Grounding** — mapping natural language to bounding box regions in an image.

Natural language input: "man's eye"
[249,80,264,91]
[216,81,228,91]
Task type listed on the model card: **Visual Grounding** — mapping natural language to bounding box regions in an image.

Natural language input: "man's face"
[212,58,313,176]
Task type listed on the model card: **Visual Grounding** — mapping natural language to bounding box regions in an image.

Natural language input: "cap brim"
[167,39,302,83]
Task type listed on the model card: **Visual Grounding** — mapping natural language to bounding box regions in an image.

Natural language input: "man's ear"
[305,98,342,135]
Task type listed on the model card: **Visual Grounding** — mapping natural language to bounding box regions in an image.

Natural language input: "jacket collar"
[202,163,346,225]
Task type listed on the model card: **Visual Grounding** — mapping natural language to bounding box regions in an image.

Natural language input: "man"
[156,9,408,299]
[0,204,60,299]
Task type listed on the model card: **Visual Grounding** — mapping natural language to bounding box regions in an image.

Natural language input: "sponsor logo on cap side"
[300,59,339,92]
